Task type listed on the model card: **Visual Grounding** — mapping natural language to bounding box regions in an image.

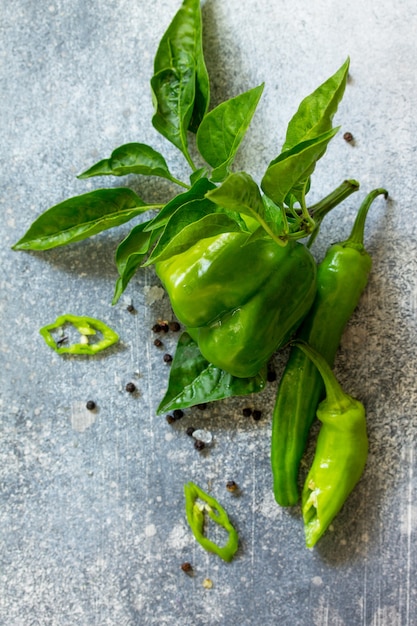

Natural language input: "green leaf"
[274,59,349,203]
[206,172,285,244]
[151,61,196,160]
[190,166,210,185]
[157,332,266,413]
[145,177,215,231]
[112,221,163,304]
[147,212,245,265]
[12,188,150,251]
[283,58,350,150]
[77,143,180,184]
[196,84,264,182]
[261,128,339,206]
[145,197,220,264]
[154,0,209,133]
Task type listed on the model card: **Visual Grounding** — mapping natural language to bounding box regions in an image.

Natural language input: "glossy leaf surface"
[151,62,196,158]
[145,177,215,231]
[196,84,264,182]
[157,332,266,413]
[147,212,244,265]
[261,128,339,206]
[77,143,177,183]
[112,222,163,304]
[283,58,350,150]
[13,188,148,251]
[153,0,209,133]
[206,172,285,243]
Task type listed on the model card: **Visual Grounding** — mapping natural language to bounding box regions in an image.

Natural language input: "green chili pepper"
[271,189,387,506]
[292,342,368,548]
[156,232,317,378]
[40,314,119,355]
[184,481,239,562]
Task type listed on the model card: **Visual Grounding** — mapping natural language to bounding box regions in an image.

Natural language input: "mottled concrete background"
[1,1,417,624]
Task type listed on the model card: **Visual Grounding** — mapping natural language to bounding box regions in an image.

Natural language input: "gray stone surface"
[1,0,417,624]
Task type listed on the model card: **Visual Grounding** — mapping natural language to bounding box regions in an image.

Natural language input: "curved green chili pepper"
[184,481,239,562]
[40,314,119,355]
[293,342,368,548]
[271,189,387,506]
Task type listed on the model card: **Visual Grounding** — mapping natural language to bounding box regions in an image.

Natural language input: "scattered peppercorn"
[86,400,96,411]
[343,131,354,143]
[166,414,176,425]
[163,353,173,364]
[152,323,162,333]
[242,407,252,417]
[180,562,193,573]
[252,409,262,421]
[186,426,196,437]
[169,321,181,332]
[196,403,208,411]
[226,480,238,492]
[160,321,170,333]
[126,304,136,313]
[125,382,136,393]
[153,338,163,347]
[194,439,205,451]
[267,368,277,382]
[173,409,184,420]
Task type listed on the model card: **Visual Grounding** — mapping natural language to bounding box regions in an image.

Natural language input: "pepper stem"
[308,179,360,222]
[292,341,347,408]
[346,188,388,246]
[306,179,360,247]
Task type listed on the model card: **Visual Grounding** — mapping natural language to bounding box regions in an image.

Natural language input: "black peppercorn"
[194,440,205,451]
[186,426,196,437]
[252,409,262,421]
[125,382,136,393]
[126,304,135,313]
[181,562,193,573]
[173,409,184,420]
[160,321,169,333]
[153,338,163,347]
[169,321,181,332]
[86,400,96,411]
[163,353,173,364]
[226,480,238,492]
[343,131,354,143]
[242,407,252,417]
[166,414,176,425]
[152,323,162,333]
[267,368,277,382]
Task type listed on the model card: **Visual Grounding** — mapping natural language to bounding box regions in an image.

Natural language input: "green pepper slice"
[40,314,119,355]
[184,481,239,562]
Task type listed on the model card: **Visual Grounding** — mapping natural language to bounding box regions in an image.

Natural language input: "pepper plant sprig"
[13,0,357,303]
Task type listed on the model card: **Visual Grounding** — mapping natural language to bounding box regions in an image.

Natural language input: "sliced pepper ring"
[184,481,239,562]
[40,314,119,355]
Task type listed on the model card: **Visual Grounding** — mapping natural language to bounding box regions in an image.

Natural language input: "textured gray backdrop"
[1,0,417,624]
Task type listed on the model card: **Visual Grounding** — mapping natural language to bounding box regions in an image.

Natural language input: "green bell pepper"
[156,231,317,378]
